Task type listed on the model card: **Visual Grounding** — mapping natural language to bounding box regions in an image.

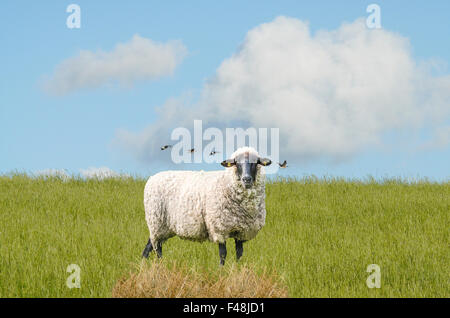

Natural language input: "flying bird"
[210,150,220,156]
[187,148,195,153]
[160,145,172,151]
[278,160,287,168]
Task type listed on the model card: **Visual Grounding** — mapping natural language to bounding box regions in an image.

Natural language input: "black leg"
[156,241,163,258]
[219,242,227,266]
[142,238,153,259]
[235,239,244,261]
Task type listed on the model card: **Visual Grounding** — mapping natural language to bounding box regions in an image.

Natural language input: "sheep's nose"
[242,176,252,184]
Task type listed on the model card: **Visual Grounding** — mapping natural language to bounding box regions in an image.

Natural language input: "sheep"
[142,146,272,265]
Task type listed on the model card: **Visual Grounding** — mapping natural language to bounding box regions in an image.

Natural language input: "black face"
[221,152,272,189]
[235,153,258,189]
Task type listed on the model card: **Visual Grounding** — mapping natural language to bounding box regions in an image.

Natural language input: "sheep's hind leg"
[142,238,153,259]
[235,239,246,261]
[218,242,227,266]
[156,241,163,258]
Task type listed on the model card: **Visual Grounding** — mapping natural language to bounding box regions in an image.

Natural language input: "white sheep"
[142,147,272,265]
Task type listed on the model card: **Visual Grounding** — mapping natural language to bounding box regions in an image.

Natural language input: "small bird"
[160,145,172,151]
[209,150,220,156]
[278,160,287,168]
[187,148,195,153]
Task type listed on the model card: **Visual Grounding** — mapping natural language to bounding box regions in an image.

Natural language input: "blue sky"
[1,1,449,180]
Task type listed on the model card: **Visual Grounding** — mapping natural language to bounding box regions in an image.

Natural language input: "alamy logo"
[66,4,81,29]
[366,4,382,29]
[366,264,381,288]
[169,120,280,174]
[66,264,81,289]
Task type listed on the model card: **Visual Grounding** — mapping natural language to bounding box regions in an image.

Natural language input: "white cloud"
[43,34,187,95]
[79,167,129,180]
[34,169,70,180]
[114,17,450,163]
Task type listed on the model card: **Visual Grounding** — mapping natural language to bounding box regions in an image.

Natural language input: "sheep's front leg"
[142,238,153,259]
[218,242,227,266]
[235,239,245,261]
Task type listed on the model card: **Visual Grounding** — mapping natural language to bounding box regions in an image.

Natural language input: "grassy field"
[0,174,448,297]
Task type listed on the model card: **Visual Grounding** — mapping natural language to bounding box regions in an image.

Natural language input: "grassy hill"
[0,174,448,297]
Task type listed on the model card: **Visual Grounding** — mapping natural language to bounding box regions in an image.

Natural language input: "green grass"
[0,174,448,297]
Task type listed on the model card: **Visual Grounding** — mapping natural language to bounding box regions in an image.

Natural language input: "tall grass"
[0,174,448,297]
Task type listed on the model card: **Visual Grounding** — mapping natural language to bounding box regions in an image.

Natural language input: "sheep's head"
[221,147,272,189]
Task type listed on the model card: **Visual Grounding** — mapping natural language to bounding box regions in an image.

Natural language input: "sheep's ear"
[258,158,272,166]
[221,159,236,168]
